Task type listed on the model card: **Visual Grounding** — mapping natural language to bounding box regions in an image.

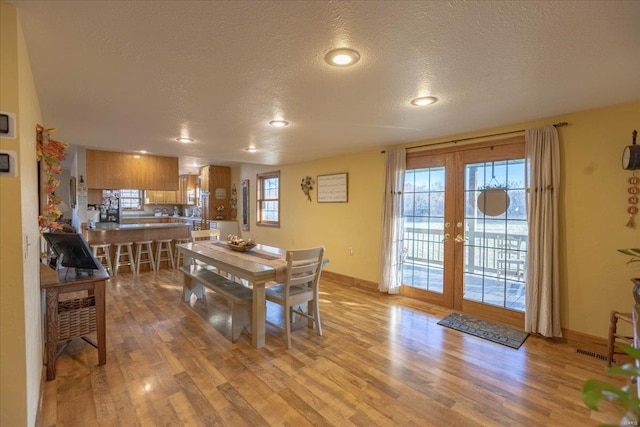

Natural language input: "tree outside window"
[257,171,280,227]
[120,189,143,210]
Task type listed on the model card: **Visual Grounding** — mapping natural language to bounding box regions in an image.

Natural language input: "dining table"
[176,240,289,348]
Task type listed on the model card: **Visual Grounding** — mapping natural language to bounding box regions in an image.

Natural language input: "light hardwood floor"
[40,269,626,426]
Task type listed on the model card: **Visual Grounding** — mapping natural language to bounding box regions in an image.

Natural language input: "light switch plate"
[0,150,18,177]
[0,111,16,139]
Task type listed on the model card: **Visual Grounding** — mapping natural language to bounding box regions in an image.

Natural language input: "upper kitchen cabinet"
[179,174,199,205]
[86,149,179,190]
[199,165,230,220]
[145,190,177,204]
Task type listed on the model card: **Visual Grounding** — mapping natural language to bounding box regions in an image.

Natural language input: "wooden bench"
[180,264,253,341]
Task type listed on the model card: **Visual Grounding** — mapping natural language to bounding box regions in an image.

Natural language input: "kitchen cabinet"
[178,174,198,205]
[199,166,210,192]
[199,165,230,220]
[86,149,178,190]
[87,189,103,205]
[145,174,197,205]
[145,190,178,205]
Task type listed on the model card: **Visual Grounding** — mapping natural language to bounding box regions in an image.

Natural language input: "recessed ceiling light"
[269,120,289,128]
[410,96,438,106]
[139,150,147,154]
[244,147,257,153]
[176,137,194,143]
[325,48,361,66]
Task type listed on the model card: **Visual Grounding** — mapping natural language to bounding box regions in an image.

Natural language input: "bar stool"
[113,242,135,275]
[173,237,191,268]
[90,243,112,274]
[134,241,156,273]
[155,239,175,269]
[607,310,634,366]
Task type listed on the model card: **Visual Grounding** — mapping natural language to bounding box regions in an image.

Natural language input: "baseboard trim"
[35,365,46,427]
[562,328,609,355]
[322,272,613,355]
[322,270,378,290]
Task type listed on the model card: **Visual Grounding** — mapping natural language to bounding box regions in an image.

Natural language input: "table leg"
[252,283,266,348]
[45,288,59,381]
[95,280,106,365]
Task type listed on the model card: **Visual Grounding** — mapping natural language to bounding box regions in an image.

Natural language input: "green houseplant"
[582,248,640,425]
[618,248,640,265]
[582,344,640,426]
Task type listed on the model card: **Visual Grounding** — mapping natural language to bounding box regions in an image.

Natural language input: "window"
[256,171,280,226]
[119,189,144,210]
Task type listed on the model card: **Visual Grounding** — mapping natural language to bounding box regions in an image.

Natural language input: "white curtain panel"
[525,126,562,337]
[379,148,406,294]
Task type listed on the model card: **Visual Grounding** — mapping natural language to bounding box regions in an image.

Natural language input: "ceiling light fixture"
[176,137,194,143]
[325,48,361,66]
[269,120,289,128]
[244,147,257,153]
[410,96,438,106]
[139,150,147,154]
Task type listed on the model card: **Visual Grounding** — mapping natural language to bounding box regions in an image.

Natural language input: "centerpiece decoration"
[301,176,314,202]
[226,234,256,252]
[37,124,68,232]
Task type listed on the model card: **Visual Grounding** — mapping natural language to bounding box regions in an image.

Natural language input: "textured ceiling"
[9,1,640,173]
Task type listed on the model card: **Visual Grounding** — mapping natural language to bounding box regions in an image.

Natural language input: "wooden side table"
[40,263,109,381]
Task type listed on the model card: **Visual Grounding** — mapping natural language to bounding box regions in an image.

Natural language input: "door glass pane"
[463,160,527,311]
[402,166,445,293]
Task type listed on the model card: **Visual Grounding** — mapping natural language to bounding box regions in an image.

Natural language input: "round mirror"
[477,188,510,216]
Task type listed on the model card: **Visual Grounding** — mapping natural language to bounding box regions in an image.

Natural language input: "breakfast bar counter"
[89,222,190,231]
[84,222,189,243]
[83,223,190,270]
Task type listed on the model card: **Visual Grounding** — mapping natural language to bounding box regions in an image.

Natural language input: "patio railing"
[403,226,527,280]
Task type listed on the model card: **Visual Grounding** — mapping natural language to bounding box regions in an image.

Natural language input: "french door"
[401,138,527,327]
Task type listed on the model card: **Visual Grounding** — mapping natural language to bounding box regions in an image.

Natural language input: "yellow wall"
[1,6,637,424]
[235,102,640,339]
[1,2,44,426]
[234,150,384,282]
[556,104,640,336]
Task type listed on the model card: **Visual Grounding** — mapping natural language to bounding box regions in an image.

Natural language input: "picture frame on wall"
[317,173,348,203]
[241,179,250,231]
[69,176,77,209]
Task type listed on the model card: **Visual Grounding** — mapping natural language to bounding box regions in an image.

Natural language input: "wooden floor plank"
[41,269,627,426]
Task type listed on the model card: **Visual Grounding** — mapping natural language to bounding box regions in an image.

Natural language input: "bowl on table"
[226,242,256,252]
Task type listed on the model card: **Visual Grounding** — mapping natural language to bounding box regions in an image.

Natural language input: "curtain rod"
[381,122,569,153]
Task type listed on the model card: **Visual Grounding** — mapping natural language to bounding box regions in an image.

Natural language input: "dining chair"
[191,229,220,242]
[189,229,221,274]
[265,246,325,349]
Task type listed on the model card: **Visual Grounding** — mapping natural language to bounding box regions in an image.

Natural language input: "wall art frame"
[241,179,250,231]
[317,172,348,203]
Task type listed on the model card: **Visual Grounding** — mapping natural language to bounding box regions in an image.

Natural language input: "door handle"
[454,234,467,243]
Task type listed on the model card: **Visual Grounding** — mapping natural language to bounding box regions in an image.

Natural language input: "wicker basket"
[57,296,96,341]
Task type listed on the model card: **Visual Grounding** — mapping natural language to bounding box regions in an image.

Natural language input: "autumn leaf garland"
[37,124,68,231]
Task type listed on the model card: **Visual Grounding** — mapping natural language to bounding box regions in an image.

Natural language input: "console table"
[40,263,109,381]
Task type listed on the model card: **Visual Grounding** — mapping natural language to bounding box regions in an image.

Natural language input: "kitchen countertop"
[90,222,189,231]
[122,215,202,220]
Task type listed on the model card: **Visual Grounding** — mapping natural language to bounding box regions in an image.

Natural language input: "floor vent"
[576,348,611,362]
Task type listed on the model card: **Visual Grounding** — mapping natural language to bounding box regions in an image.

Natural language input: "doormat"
[437,312,529,349]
